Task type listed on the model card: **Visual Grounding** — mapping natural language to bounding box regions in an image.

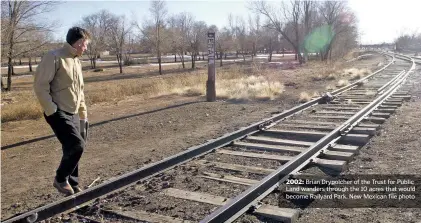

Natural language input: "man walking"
[34,27,91,195]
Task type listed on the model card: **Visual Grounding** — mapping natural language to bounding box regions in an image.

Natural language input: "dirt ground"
[295,67,421,222]
[0,55,385,221]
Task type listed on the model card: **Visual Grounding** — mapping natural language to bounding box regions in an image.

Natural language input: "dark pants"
[44,109,85,186]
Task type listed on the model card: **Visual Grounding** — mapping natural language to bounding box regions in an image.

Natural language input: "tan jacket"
[34,43,87,119]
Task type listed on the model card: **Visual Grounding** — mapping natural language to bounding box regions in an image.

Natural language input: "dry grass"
[298,92,312,103]
[298,91,320,103]
[343,68,371,80]
[249,61,266,75]
[343,50,361,61]
[308,63,340,81]
[86,60,373,106]
[217,76,284,100]
[306,60,361,82]
[309,63,371,83]
[83,65,284,104]
[336,79,350,87]
[325,84,336,91]
[326,73,337,80]
[2,65,285,123]
[170,66,284,101]
[311,74,324,81]
[1,91,43,122]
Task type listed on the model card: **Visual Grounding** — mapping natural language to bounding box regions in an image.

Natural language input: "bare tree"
[301,1,316,62]
[251,0,357,63]
[261,27,279,62]
[214,27,234,66]
[236,17,249,62]
[318,1,356,60]
[124,33,136,63]
[168,12,194,68]
[1,0,59,91]
[23,30,52,72]
[167,15,180,62]
[136,0,168,75]
[228,13,240,58]
[395,31,421,53]
[187,20,207,69]
[178,12,194,68]
[79,10,113,69]
[282,0,303,62]
[228,14,253,61]
[248,14,261,60]
[109,14,132,73]
[250,1,305,64]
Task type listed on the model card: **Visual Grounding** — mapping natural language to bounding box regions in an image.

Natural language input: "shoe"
[53,179,74,195]
[72,185,83,193]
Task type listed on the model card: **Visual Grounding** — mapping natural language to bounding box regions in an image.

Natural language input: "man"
[34,27,91,195]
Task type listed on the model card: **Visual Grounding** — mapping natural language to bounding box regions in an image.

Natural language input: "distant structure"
[360,41,421,54]
[359,43,396,51]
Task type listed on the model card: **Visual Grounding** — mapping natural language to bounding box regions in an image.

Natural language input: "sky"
[43,0,421,45]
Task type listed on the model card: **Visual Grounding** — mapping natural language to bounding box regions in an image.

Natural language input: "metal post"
[207,30,216,102]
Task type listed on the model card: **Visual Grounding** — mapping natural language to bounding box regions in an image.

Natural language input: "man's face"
[73,38,89,56]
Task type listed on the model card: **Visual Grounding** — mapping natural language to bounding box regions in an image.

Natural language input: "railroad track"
[3,52,417,223]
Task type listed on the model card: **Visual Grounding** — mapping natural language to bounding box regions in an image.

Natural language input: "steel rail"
[377,70,405,94]
[200,54,415,223]
[394,52,420,66]
[2,53,395,223]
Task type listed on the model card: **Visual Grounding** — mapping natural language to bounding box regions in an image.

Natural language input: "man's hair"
[66,27,91,46]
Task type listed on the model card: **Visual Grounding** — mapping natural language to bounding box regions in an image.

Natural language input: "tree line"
[2,0,360,91]
[395,32,421,53]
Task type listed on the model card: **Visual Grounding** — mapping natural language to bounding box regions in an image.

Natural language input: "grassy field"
[1,53,373,123]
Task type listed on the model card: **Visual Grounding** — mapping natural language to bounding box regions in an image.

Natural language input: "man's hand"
[80,119,89,142]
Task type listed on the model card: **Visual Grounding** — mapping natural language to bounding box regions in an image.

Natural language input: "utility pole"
[206,30,216,102]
